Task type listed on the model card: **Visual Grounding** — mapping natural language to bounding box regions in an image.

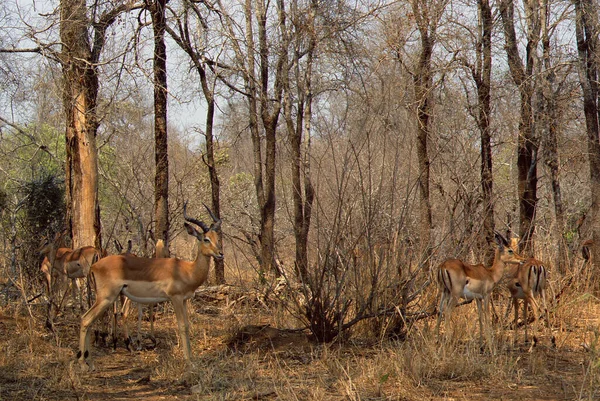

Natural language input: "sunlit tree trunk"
[60,0,100,249]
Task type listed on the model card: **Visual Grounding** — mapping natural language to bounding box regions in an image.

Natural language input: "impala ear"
[494,232,509,248]
[211,219,222,232]
[184,222,203,240]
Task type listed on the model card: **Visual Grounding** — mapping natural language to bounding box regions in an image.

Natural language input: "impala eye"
[203,238,211,244]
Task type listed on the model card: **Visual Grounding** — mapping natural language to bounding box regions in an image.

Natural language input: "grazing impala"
[506,257,548,345]
[436,233,524,347]
[39,233,103,328]
[77,203,223,370]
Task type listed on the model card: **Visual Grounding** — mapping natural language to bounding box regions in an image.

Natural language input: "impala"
[435,232,524,347]
[77,203,223,370]
[39,233,103,325]
[116,237,169,350]
[506,257,548,345]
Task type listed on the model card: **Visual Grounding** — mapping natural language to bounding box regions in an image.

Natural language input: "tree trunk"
[163,3,225,283]
[149,0,170,247]
[476,0,494,264]
[499,0,540,254]
[541,0,566,272]
[60,0,101,250]
[574,0,600,284]
[260,118,278,275]
[411,0,435,257]
[284,0,316,282]
[205,98,225,283]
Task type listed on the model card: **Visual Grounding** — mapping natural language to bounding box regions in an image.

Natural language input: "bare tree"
[539,0,567,272]
[573,0,600,277]
[166,0,225,283]
[281,0,316,281]
[147,0,170,249]
[216,0,286,276]
[59,0,139,248]
[455,0,495,263]
[409,0,448,257]
[475,0,494,263]
[499,0,540,253]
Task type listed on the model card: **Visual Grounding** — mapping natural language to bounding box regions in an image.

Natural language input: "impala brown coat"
[78,209,222,371]
[436,233,524,347]
[506,257,548,344]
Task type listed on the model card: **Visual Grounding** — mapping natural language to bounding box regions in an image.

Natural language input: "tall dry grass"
[1,252,600,400]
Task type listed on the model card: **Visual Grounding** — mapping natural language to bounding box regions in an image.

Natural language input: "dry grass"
[1,279,600,401]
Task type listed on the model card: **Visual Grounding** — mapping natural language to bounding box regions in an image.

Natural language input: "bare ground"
[1,287,599,401]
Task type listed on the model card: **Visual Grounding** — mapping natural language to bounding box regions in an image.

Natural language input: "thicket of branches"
[0,0,599,342]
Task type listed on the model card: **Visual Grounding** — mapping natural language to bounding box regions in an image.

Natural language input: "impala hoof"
[125,336,134,352]
[77,351,94,372]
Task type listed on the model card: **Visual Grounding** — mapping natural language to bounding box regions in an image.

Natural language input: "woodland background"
[1,0,600,399]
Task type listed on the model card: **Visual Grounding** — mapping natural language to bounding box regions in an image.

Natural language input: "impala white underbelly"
[121,281,170,304]
[462,286,484,300]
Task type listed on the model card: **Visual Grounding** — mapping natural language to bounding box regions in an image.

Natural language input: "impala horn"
[203,203,222,231]
[183,201,210,233]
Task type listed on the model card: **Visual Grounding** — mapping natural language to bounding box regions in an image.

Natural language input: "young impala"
[506,257,549,345]
[436,232,524,347]
[77,203,223,370]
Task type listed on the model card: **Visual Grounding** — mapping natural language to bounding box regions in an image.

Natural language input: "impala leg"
[442,295,459,341]
[435,291,449,337]
[540,289,549,325]
[523,298,529,344]
[528,295,542,347]
[121,298,133,351]
[86,277,93,310]
[111,300,118,350]
[172,297,192,363]
[512,297,519,345]
[78,296,117,371]
[503,297,512,321]
[540,289,554,346]
[71,278,80,311]
[483,296,493,345]
[136,304,143,350]
[149,303,157,346]
[475,298,484,349]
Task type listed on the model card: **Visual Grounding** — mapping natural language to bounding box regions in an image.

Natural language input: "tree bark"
[148,0,170,247]
[283,0,316,282]
[475,0,494,263]
[410,0,436,257]
[499,0,540,254]
[540,0,566,272]
[60,0,101,249]
[574,0,600,282]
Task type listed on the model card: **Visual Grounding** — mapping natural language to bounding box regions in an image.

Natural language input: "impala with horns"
[77,203,223,370]
[114,236,169,350]
[435,232,525,348]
